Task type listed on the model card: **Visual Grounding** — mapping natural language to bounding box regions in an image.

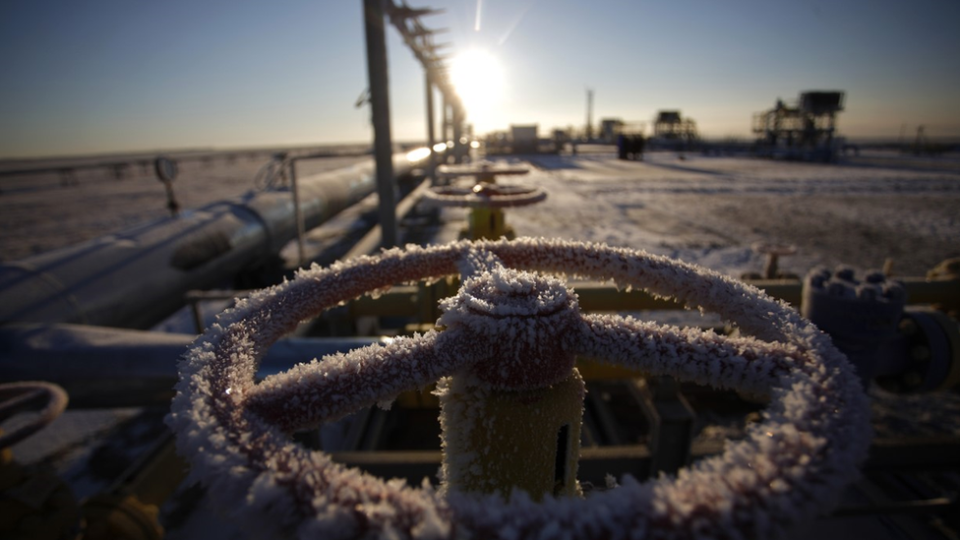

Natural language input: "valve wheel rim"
[423,184,547,208]
[0,381,69,449]
[168,237,870,540]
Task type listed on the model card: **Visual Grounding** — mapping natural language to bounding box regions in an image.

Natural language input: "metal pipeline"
[0,323,385,408]
[0,152,424,330]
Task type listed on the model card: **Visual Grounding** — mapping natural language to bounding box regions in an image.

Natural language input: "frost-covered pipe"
[0,152,423,330]
[0,324,383,408]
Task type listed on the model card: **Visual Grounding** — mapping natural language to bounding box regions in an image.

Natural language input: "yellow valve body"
[0,434,80,540]
[467,207,514,241]
[438,369,584,501]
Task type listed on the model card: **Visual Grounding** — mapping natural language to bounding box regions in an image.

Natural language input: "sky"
[1,0,959,158]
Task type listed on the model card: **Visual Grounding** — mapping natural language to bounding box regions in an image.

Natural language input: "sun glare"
[449,49,505,120]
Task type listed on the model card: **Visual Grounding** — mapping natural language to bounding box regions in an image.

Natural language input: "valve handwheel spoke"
[247,331,467,431]
[423,183,547,208]
[169,238,870,540]
[577,314,803,397]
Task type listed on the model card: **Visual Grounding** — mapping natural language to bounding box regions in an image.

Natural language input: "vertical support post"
[290,159,306,267]
[364,0,398,249]
[453,102,465,164]
[586,88,594,142]
[444,99,452,143]
[630,377,695,478]
[190,299,204,334]
[425,71,437,184]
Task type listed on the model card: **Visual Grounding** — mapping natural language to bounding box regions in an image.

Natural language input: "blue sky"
[1,0,958,158]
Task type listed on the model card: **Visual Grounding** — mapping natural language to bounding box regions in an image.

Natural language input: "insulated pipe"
[0,153,421,330]
[343,177,434,259]
[0,323,384,408]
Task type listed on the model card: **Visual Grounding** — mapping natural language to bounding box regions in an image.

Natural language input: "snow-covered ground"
[506,151,960,278]
[0,153,369,261]
[4,150,959,278]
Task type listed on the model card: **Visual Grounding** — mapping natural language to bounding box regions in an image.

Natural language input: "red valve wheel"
[168,238,869,540]
[0,381,69,449]
[423,184,547,208]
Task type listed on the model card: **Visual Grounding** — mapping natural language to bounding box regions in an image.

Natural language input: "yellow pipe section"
[350,278,960,318]
[81,440,186,540]
[438,370,585,500]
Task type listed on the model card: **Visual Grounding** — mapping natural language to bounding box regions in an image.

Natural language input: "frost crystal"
[167,237,870,540]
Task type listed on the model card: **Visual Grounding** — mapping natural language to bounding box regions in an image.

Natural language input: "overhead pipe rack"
[362,0,468,249]
[386,1,467,161]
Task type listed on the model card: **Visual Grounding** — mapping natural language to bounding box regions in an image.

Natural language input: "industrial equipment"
[0,152,424,330]
[425,163,541,240]
[1,382,78,540]
[3,234,960,539]
[652,111,698,143]
[3,0,959,537]
[168,238,870,539]
[600,118,623,143]
[753,91,845,161]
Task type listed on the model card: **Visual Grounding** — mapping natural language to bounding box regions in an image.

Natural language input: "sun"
[448,49,505,120]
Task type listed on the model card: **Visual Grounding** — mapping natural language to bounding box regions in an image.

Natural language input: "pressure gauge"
[155,157,179,183]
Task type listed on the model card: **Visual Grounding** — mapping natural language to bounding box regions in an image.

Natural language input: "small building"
[510,125,539,154]
[600,119,625,143]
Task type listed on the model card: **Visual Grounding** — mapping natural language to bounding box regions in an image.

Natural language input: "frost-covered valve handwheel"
[168,238,870,540]
[422,183,547,209]
[423,182,546,241]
